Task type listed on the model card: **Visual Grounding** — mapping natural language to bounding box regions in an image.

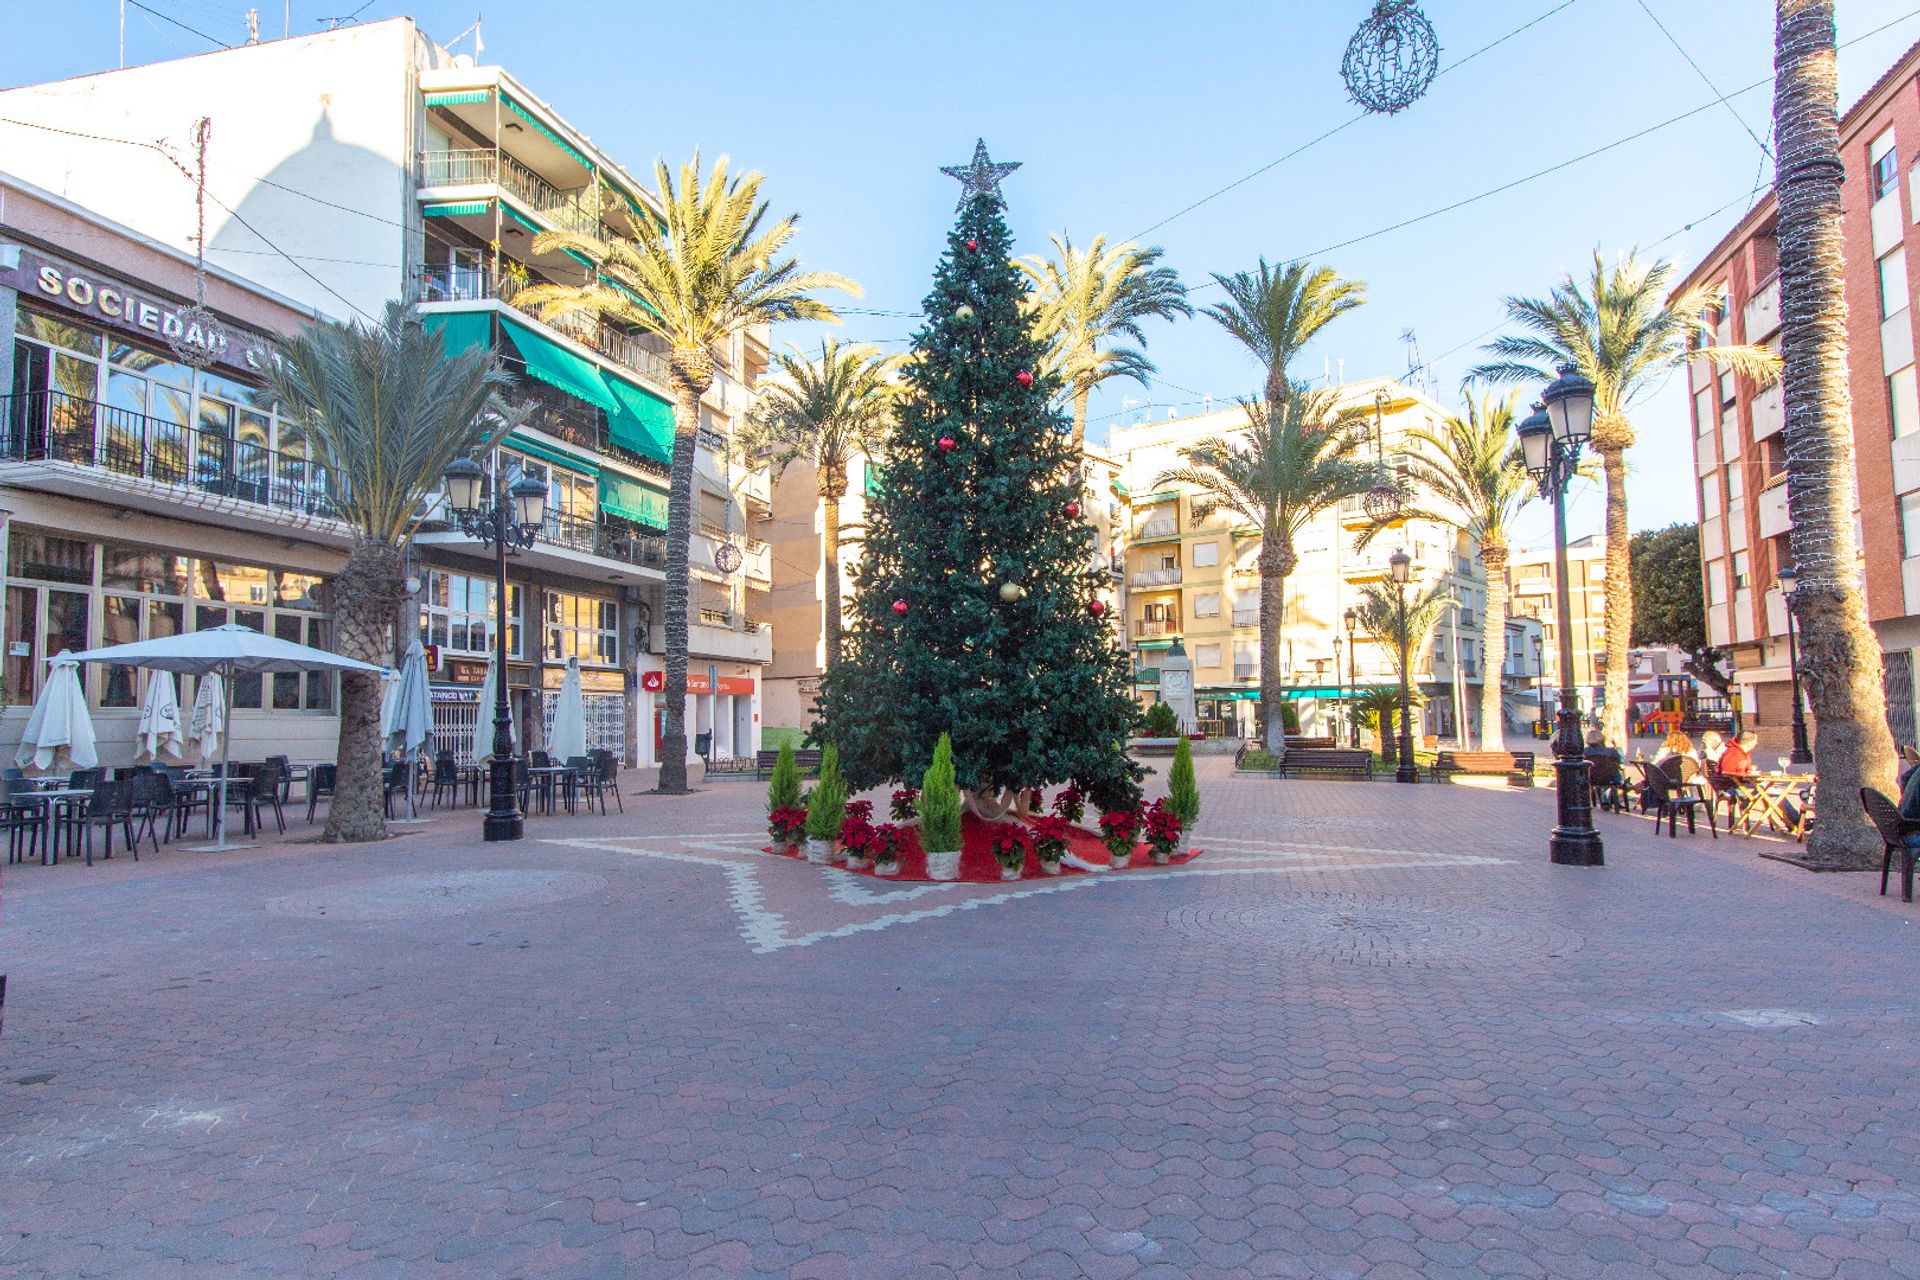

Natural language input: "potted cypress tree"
[919,734,963,881]
[1167,736,1200,851]
[766,741,803,852]
[803,744,848,864]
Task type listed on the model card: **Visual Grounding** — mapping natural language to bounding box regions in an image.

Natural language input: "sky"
[8,0,1920,553]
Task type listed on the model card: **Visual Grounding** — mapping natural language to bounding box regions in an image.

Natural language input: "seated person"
[1718,730,1757,777]
[1651,730,1697,767]
[1698,730,1727,772]
[1582,728,1622,766]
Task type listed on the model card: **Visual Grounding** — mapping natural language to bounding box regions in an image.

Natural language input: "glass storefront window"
[103,544,188,595]
[421,569,521,659]
[11,532,92,585]
[543,590,618,666]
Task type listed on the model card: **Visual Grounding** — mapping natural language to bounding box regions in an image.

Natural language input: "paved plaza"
[0,757,1916,1278]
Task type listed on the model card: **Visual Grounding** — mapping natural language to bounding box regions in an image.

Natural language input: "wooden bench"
[1274,747,1374,781]
[754,748,823,780]
[1430,750,1536,786]
[1283,735,1337,750]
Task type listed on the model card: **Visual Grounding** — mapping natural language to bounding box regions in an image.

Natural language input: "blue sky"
[9,1,1920,549]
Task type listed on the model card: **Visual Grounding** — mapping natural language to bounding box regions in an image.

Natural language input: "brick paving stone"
[1,758,1919,1276]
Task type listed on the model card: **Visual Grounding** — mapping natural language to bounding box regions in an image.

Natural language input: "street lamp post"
[442,455,548,842]
[1533,634,1550,739]
[1774,563,1814,765]
[1333,635,1345,746]
[1518,368,1604,867]
[1343,607,1360,747]
[1389,548,1418,783]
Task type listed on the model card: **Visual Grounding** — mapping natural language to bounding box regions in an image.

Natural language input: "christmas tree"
[815,142,1141,810]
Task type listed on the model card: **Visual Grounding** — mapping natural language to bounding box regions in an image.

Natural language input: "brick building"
[1675,38,1920,751]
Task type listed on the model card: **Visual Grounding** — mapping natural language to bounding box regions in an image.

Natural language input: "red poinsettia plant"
[769,805,808,848]
[889,788,918,821]
[1143,798,1183,859]
[988,822,1034,871]
[845,799,874,823]
[1099,807,1140,860]
[869,823,907,867]
[838,811,875,855]
[1029,814,1071,865]
[1051,786,1085,825]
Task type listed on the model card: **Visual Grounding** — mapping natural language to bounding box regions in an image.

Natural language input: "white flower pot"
[773,839,800,857]
[874,858,901,878]
[845,853,872,871]
[1148,848,1172,866]
[1039,857,1063,876]
[1109,847,1132,869]
[804,838,838,865]
[925,848,962,881]
[998,862,1022,881]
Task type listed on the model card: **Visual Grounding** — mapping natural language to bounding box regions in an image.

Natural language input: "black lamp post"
[1775,563,1814,765]
[1389,548,1418,783]
[1518,368,1604,867]
[1343,606,1360,747]
[1333,635,1345,746]
[442,454,548,842]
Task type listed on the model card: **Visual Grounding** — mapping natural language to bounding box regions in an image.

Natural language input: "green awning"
[1110,477,1131,499]
[863,464,885,497]
[1134,639,1174,651]
[424,89,492,107]
[422,312,492,359]
[501,205,594,267]
[498,317,616,412]
[424,200,491,218]
[599,471,669,529]
[502,94,593,171]
[1137,490,1179,505]
[506,432,597,475]
[603,374,674,464]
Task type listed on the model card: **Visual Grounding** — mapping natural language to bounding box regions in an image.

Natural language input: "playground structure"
[1631,673,1735,737]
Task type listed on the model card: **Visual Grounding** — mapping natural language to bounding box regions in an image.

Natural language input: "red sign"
[641,671,664,692]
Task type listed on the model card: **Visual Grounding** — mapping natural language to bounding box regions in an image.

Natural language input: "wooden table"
[1727,772,1815,840]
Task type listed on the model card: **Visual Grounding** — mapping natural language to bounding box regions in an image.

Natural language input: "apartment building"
[1505,533,1607,707]
[1673,38,1920,751]
[1108,378,1497,742]
[0,19,774,768]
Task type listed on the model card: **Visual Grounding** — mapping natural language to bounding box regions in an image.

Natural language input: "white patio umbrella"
[549,657,587,761]
[188,673,226,764]
[470,653,514,765]
[69,624,385,850]
[135,669,187,764]
[14,652,98,775]
[386,640,433,821]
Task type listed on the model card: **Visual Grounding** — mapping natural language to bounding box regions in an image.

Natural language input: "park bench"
[1283,735,1337,750]
[1275,747,1374,781]
[754,748,823,780]
[1430,750,1536,786]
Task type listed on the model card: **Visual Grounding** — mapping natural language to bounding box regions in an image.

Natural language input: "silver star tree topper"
[941,139,1020,207]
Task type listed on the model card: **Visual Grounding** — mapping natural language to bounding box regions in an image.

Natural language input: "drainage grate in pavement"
[1165,892,1585,967]
[266,870,607,921]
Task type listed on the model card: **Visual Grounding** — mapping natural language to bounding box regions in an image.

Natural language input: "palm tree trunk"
[1072,384,1089,451]
[1479,544,1510,751]
[1264,366,1287,410]
[658,351,713,794]
[323,540,401,842]
[1776,0,1899,866]
[1259,536,1294,753]
[821,492,843,666]
[1596,442,1633,750]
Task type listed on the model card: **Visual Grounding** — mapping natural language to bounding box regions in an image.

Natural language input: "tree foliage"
[1629,522,1729,693]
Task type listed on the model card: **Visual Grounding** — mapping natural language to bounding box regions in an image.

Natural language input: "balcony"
[1758,474,1792,538]
[1132,668,1162,687]
[1135,517,1179,541]
[1751,381,1784,441]
[685,618,772,664]
[1232,608,1258,628]
[1134,618,1181,639]
[0,390,349,540]
[538,510,666,570]
[1234,662,1258,680]
[419,148,600,235]
[1131,566,1183,588]
[1743,272,1781,341]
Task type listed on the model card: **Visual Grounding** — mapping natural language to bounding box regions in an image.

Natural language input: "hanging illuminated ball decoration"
[893,599,909,615]
[1015,370,1034,388]
[1341,1,1441,116]
[954,303,975,321]
[998,582,1026,603]
[713,542,743,575]
[937,435,956,453]
[1363,483,1404,522]
[1063,500,1080,519]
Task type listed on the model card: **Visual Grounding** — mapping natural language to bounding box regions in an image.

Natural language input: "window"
[1903,493,1920,558]
[1733,551,1751,591]
[1693,386,1714,437]
[1727,463,1745,509]
[1892,365,1920,439]
[1881,250,1909,319]
[1191,540,1219,567]
[1192,592,1221,618]
[1872,131,1899,200]
[544,590,618,665]
[1195,643,1222,668]
[1718,367,1736,406]
[1707,559,1727,606]
[422,570,522,660]
[1700,473,1723,519]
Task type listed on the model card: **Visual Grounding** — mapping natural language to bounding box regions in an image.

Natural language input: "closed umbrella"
[387,640,433,821]
[550,657,587,761]
[470,654,514,765]
[70,625,384,850]
[135,669,186,763]
[188,673,226,764]
[15,652,97,775]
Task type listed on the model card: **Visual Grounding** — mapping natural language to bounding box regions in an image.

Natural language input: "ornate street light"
[442,455,548,842]
[1521,367,1605,867]
[1389,548,1417,783]
[1343,606,1361,748]
[1774,563,1813,765]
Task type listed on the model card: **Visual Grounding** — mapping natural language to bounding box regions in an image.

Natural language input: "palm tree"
[260,304,518,842]
[1018,234,1191,446]
[1366,390,1532,749]
[1473,251,1777,748]
[519,153,856,793]
[739,339,898,666]
[1773,0,1900,867]
[1355,578,1455,750]
[1353,685,1405,763]
[1154,385,1375,751]
[1204,259,1367,406]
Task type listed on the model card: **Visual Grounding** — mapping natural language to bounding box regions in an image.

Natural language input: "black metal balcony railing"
[2,391,339,519]
[419,149,599,235]
[533,509,665,570]
[410,266,678,390]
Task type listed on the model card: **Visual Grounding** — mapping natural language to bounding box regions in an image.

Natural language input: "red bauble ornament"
[1016,370,1034,388]
[1088,600,1106,617]
[965,239,978,251]
[1064,501,1081,518]
[892,599,909,615]
[937,436,956,453]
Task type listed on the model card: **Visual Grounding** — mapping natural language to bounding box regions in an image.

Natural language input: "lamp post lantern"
[1389,548,1417,783]
[442,454,547,842]
[1343,606,1360,748]
[1520,368,1604,867]
[1775,563,1813,765]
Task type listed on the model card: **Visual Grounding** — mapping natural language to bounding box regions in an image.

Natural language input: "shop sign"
[540,665,624,693]
[1,245,269,374]
[687,672,754,696]
[431,686,479,704]
[641,671,663,692]
[443,657,534,687]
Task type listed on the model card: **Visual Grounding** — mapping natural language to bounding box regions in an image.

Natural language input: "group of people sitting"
[1580,727,1798,829]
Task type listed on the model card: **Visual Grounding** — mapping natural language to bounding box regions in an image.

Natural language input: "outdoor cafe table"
[1728,771,1816,840]
[17,788,92,865]
[525,765,576,816]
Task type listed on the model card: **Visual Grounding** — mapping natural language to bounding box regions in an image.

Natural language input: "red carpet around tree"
[762,811,1203,883]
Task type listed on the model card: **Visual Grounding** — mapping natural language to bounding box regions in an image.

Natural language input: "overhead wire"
[125,0,230,49]
[1633,0,1773,158]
